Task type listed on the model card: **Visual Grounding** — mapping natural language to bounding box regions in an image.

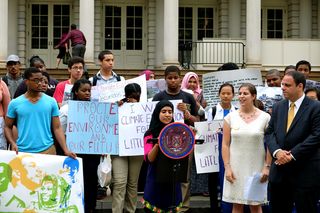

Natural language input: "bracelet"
[265,164,271,168]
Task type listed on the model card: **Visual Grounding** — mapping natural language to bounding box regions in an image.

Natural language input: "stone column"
[0,0,8,66]
[229,0,241,38]
[162,0,179,66]
[246,0,261,66]
[79,0,94,65]
[299,0,312,38]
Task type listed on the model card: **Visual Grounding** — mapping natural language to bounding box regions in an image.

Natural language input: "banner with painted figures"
[118,100,184,156]
[66,100,119,154]
[90,75,147,103]
[256,86,283,113]
[194,120,223,174]
[202,69,264,107]
[0,150,84,212]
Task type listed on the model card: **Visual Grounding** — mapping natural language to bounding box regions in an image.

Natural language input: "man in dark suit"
[266,71,320,213]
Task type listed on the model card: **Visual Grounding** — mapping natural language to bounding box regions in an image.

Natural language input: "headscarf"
[181,72,202,97]
[140,69,155,81]
[144,100,174,138]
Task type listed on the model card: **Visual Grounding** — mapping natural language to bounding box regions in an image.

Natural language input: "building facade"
[0,0,319,71]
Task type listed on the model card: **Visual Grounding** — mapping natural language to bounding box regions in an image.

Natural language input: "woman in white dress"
[221,83,272,213]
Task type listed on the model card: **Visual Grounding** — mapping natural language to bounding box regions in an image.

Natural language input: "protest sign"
[66,100,119,154]
[118,100,184,156]
[194,120,223,173]
[0,150,84,212]
[91,75,147,102]
[146,79,166,100]
[61,84,73,106]
[203,69,264,107]
[256,86,283,113]
[306,79,320,90]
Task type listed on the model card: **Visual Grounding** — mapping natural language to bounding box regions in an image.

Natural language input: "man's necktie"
[287,102,295,132]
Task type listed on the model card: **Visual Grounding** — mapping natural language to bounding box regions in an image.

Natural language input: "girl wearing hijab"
[140,69,155,81]
[181,72,206,118]
[142,100,182,212]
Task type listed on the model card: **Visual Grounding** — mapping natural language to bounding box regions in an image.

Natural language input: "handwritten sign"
[66,101,119,154]
[194,121,223,173]
[118,100,184,156]
[306,79,320,90]
[91,75,147,103]
[256,86,283,113]
[203,69,264,107]
[0,150,84,212]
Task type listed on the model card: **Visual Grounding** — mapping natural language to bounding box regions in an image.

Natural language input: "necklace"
[239,109,256,120]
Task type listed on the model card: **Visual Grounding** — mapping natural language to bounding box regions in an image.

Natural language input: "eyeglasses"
[29,78,45,84]
[71,66,84,71]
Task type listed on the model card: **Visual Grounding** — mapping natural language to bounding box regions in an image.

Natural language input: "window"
[261,9,284,38]
[179,7,193,50]
[197,8,214,40]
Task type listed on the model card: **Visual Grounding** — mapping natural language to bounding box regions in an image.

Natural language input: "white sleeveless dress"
[222,110,270,205]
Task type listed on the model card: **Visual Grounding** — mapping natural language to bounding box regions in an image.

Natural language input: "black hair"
[42,71,50,82]
[296,60,311,72]
[164,65,180,77]
[71,79,92,100]
[284,65,296,74]
[218,82,235,94]
[98,50,114,61]
[285,71,306,89]
[217,62,239,71]
[266,69,281,77]
[305,87,320,100]
[71,24,77,30]
[124,83,141,102]
[68,56,85,68]
[29,55,45,67]
[24,67,42,80]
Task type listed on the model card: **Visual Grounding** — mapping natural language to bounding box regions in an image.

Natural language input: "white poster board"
[118,100,184,156]
[0,150,84,212]
[91,75,147,103]
[194,120,223,173]
[202,69,264,107]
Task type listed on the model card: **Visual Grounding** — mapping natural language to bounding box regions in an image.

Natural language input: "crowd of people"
[1,45,320,213]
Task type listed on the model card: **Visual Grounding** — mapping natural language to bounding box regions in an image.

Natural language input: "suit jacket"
[265,96,320,187]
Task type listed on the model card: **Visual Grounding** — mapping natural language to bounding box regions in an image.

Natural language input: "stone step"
[95,194,210,212]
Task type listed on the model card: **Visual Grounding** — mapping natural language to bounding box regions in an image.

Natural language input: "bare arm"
[4,117,18,153]
[221,120,236,183]
[147,143,159,163]
[52,116,76,159]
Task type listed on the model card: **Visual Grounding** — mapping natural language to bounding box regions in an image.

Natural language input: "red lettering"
[109,103,117,115]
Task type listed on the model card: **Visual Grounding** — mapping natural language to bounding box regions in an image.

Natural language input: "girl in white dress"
[221,83,272,213]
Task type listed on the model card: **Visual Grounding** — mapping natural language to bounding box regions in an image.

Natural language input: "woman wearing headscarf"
[142,100,182,212]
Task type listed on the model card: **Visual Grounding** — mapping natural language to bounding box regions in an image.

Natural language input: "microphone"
[147,138,158,144]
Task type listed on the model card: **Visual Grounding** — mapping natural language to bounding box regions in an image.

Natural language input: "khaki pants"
[111,155,143,213]
[180,152,193,212]
[39,145,56,155]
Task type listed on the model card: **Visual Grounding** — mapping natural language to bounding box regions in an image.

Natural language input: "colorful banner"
[66,100,119,154]
[202,69,264,107]
[146,79,166,100]
[118,100,184,156]
[256,86,283,113]
[91,75,147,103]
[0,150,84,212]
[194,121,223,173]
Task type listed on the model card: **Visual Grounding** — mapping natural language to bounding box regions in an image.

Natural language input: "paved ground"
[95,194,210,212]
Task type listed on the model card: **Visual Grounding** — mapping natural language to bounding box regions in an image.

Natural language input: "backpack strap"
[211,106,217,120]
[92,75,98,86]
[116,75,121,81]
[2,76,8,86]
